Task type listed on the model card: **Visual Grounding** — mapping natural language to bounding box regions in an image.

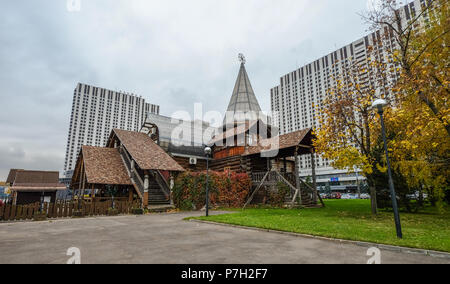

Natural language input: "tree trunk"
[370,186,378,215]
[418,185,424,208]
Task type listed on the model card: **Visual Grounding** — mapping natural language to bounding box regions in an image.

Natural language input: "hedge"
[173,171,252,210]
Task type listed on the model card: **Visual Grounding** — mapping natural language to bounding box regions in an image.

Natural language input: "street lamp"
[372,99,403,239]
[204,146,212,217]
[353,165,361,199]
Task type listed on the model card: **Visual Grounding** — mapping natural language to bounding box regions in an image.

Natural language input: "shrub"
[107,208,119,216]
[216,172,252,208]
[131,208,144,215]
[173,171,251,210]
[267,182,290,207]
[33,212,47,222]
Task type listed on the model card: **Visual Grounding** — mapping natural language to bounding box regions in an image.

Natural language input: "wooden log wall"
[210,155,249,173]
[172,156,208,172]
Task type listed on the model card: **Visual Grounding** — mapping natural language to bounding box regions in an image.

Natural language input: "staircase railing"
[251,171,280,184]
[132,171,145,198]
[245,171,299,208]
[118,146,144,201]
[120,146,132,173]
[155,171,171,200]
[249,171,324,207]
[297,178,325,207]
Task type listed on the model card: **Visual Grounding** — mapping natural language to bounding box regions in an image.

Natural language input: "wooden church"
[71,55,322,208]
[145,55,323,207]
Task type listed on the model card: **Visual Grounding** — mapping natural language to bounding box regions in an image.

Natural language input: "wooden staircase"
[148,178,170,206]
[118,145,172,209]
[287,188,318,208]
[248,171,323,208]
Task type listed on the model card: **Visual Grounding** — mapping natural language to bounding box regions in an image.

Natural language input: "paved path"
[0,212,448,264]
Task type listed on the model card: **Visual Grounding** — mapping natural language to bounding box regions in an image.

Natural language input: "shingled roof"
[223,61,262,124]
[209,120,258,145]
[82,146,132,185]
[244,128,313,156]
[10,170,66,191]
[112,129,185,172]
[6,169,22,185]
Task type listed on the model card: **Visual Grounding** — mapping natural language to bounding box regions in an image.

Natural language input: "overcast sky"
[0,0,375,180]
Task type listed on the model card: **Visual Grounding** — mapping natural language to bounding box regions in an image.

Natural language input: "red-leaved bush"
[214,172,252,208]
[173,171,252,210]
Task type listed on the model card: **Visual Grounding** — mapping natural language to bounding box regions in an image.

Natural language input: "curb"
[190,219,450,260]
[0,214,140,225]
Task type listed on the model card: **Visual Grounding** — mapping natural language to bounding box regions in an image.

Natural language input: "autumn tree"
[316,0,449,213]
[315,49,395,215]
[363,0,449,136]
[364,0,450,210]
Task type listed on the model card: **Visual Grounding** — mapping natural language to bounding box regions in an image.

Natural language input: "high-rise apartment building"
[271,0,428,190]
[64,83,160,177]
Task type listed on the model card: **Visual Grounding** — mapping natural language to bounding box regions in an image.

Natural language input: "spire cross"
[238,53,246,65]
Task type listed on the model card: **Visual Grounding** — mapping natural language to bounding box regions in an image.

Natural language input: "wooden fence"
[0,200,141,222]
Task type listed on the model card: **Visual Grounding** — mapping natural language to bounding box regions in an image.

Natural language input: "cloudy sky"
[0,0,374,179]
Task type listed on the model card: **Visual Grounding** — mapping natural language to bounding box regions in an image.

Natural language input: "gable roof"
[82,146,132,185]
[112,129,185,172]
[244,128,313,156]
[6,169,22,184]
[224,62,262,124]
[10,170,66,191]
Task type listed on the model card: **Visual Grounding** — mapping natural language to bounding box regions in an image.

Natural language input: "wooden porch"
[241,128,324,208]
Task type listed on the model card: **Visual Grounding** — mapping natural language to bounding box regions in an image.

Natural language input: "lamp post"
[354,165,361,199]
[372,99,403,239]
[204,146,212,217]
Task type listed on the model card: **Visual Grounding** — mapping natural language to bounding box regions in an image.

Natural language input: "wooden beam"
[81,159,86,202]
[274,171,298,193]
[298,144,313,149]
[128,186,133,202]
[243,171,270,209]
[294,146,302,205]
[78,157,84,200]
[298,177,325,207]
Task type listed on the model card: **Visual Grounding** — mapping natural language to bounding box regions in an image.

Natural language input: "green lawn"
[192,200,450,252]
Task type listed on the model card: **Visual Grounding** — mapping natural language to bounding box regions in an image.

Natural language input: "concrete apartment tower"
[63,83,160,178]
[270,0,426,191]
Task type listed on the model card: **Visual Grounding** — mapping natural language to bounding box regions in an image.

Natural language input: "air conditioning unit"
[189,157,198,165]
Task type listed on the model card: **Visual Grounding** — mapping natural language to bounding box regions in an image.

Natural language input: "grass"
[191,200,450,253]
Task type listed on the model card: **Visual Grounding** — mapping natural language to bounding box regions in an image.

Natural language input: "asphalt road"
[0,212,447,264]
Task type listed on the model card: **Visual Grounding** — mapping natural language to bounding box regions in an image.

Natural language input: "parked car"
[360,193,370,200]
[341,193,350,199]
[406,191,428,200]
[330,192,342,199]
[342,193,360,199]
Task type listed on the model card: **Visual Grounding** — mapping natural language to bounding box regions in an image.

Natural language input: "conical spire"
[224,55,262,124]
